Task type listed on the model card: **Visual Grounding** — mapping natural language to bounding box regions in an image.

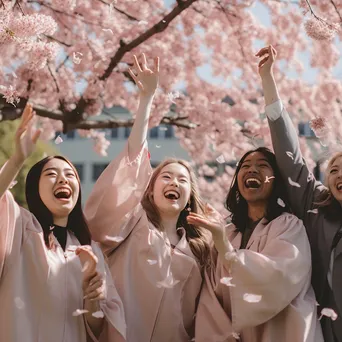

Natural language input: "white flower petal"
[307,209,318,214]
[216,155,225,164]
[147,259,157,265]
[243,293,262,303]
[92,310,105,318]
[288,177,301,188]
[277,198,285,207]
[72,309,89,316]
[54,135,63,144]
[286,151,294,160]
[220,277,236,287]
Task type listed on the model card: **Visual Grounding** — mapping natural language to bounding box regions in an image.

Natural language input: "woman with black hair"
[187,147,323,341]
[0,104,126,342]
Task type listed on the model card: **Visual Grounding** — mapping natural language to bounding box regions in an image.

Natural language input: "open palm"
[14,104,41,162]
[128,54,160,96]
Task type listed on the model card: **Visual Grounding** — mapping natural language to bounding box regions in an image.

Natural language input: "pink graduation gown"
[195,213,324,342]
[0,190,126,342]
[85,142,202,342]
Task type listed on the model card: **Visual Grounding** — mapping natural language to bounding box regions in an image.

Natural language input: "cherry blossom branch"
[330,0,342,23]
[95,0,140,21]
[0,99,198,130]
[100,0,198,81]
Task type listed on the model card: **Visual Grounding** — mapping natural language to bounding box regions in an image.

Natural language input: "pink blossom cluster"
[51,0,77,12]
[0,85,20,105]
[304,17,339,41]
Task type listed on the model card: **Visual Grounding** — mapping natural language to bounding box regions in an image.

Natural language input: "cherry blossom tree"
[0,0,341,211]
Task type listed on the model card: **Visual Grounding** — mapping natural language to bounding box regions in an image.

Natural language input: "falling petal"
[73,52,83,65]
[104,235,124,242]
[307,209,318,214]
[159,127,167,131]
[286,151,294,160]
[14,297,25,309]
[138,20,148,26]
[11,71,17,78]
[72,309,89,316]
[216,155,225,164]
[288,177,301,188]
[92,310,105,318]
[54,136,63,144]
[264,176,275,183]
[102,28,114,34]
[155,145,161,148]
[319,308,338,321]
[277,198,285,207]
[157,274,179,288]
[243,293,262,303]
[147,259,157,265]
[162,20,166,23]
[232,332,240,339]
[9,180,17,189]
[220,277,236,287]
[49,225,55,231]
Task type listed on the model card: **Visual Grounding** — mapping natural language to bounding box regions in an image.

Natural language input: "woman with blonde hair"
[258,44,342,341]
[85,54,211,342]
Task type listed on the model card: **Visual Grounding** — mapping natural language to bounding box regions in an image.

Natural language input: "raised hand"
[76,245,98,282]
[14,103,41,164]
[187,210,225,239]
[128,53,160,97]
[255,45,277,78]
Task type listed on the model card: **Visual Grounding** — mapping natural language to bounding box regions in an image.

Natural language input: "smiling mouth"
[54,188,72,199]
[164,190,180,200]
[337,183,342,191]
[245,178,262,189]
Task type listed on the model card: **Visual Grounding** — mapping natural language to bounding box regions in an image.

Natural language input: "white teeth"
[337,183,342,191]
[245,178,261,185]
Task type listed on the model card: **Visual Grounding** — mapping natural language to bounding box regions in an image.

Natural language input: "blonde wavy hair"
[315,152,342,215]
[141,158,212,268]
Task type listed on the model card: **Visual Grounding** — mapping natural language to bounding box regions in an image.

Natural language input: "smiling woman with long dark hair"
[0,104,126,342]
[187,148,323,342]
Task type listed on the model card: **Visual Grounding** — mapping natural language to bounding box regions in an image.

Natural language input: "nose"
[338,170,342,178]
[170,178,179,187]
[57,173,69,184]
[247,164,259,173]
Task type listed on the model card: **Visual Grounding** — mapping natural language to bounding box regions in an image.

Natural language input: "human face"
[39,158,79,224]
[152,163,191,217]
[327,155,342,205]
[237,152,275,204]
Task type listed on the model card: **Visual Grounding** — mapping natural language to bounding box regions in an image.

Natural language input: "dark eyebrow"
[242,158,270,164]
[42,167,74,173]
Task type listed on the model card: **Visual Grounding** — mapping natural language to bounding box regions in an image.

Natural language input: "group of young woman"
[0,46,341,342]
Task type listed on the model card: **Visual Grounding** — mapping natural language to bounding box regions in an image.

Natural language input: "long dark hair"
[25,156,91,248]
[225,147,292,231]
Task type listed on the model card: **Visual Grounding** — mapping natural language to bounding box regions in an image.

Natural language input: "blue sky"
[164,0,342,87]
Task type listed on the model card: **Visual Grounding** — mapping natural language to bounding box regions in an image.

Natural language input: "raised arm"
[127,54,160,159]
[0,104,41,277]
[85,54,159,247]
[257,45,324,221]
[0,104,41,198]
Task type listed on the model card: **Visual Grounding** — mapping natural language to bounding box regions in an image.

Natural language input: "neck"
[160,213,180,244]
[53,216,68,227]
[247,202,266,222]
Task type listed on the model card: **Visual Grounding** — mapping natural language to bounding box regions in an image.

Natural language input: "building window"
[124,127,131,138]
[66,131,76,139]
[149,127,159,139]
[164,125,174,139]
[73,163,84,183]
[111,128,118,139]
[92,163,109,182]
